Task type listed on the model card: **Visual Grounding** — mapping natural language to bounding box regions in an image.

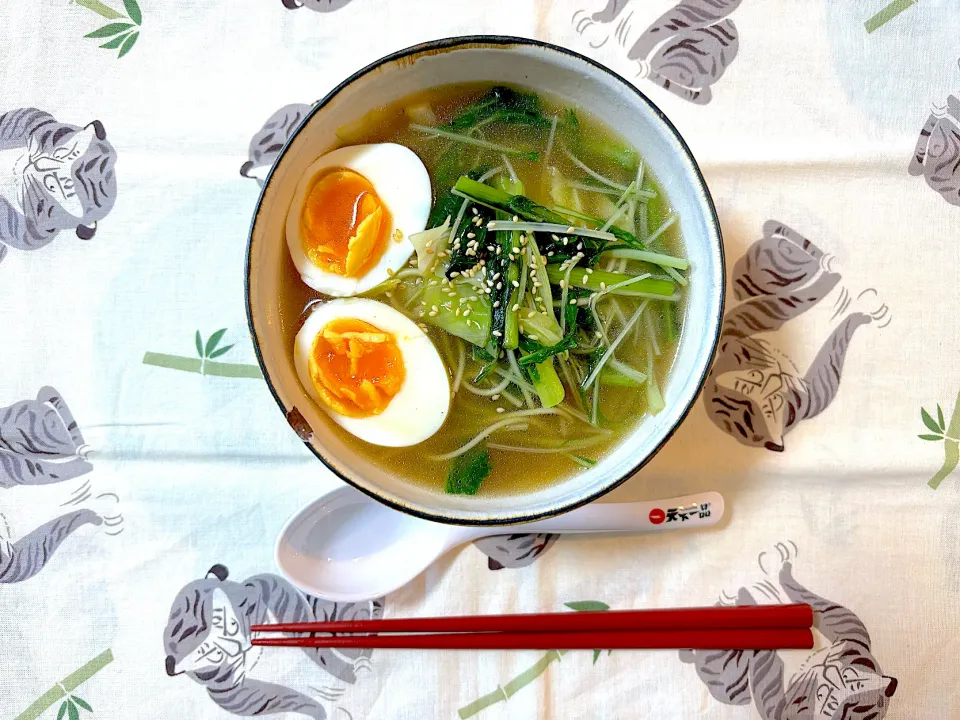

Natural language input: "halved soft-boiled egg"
[286,143,431,296]
[294,297,450,447]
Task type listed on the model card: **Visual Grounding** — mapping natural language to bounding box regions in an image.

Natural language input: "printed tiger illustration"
[681,542,898,719]
[474,532,559,570]
[0,386,122,584]
[279,0,354,13]
[704,221,890,452]
[0,108,117,265]
[240,104,312,186]
[910,93,960,207]
[572,0,742,104]
[164,564,382,719]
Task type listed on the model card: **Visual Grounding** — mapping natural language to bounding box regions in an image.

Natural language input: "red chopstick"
[252,627,814,650]
[251,604,812,635]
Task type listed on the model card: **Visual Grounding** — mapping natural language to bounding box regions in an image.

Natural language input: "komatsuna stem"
[15,649,114,720]
[928,390,960,490]
[865,0,918,33]
[74,0,124,20]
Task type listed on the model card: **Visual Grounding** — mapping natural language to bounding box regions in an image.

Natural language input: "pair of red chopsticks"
[251,604,814,650]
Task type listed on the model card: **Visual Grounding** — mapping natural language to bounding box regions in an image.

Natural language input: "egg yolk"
[308,318,405,418]
[300,168,393,278]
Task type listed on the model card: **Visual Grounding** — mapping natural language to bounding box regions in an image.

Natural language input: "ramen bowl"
[246,36,724,525]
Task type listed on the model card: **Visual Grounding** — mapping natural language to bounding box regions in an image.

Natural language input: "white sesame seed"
[527,310,536,318]
[429,279,438,285]
[566,226,575,233]
[562,237,569,245]
[511,280,520,288]
[429,311,438,317]
[463,308,471,317]
[432,305,439,311]
[472,207,479,215]
[386,268,395,276]
[512,215,519,222]
[512,247,520,253]
[493,300,500,308]
[559,280,566,289]
[496,247,502,255]
[547,251,555,257]
[600,282,607,290]
[467,232,475,239]
[586,268,594,274]
[496,282,503,290]
[385,291,393,298]
[569,298,577,305]
[492,394,500,400]
[497,407,506,413]
[528,334,539,340]
[512,303,520,311]
[492,330,503,337]
[582,274,589,284]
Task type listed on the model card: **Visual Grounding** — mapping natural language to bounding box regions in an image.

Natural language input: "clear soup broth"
[279,83,686,496]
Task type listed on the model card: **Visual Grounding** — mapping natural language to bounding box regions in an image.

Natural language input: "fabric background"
[1,1,958,718]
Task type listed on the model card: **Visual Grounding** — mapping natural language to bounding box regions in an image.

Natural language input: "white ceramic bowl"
[247,36,724,526]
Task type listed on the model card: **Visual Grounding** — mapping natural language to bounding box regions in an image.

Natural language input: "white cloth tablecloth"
[2,1,958,718]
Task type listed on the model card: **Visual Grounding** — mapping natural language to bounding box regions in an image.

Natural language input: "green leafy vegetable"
[545,266,675,298]
[442,86,551,133]
[529,357,565,408]
[421,280,491,347]
[445,444,493,495]
[518,334,577,366]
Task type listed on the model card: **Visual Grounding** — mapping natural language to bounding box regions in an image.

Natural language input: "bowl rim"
[245,34,726,526]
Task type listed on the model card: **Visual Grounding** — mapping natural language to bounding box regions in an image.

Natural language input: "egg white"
[294,298,450,447]
[285,143,431,297]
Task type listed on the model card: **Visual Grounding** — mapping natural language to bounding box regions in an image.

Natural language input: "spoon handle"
[505,492,724,535]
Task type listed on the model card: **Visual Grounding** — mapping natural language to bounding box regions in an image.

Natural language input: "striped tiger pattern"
[0,108,117,264]
[909,94,960,207]
[680,545,898,719]
[240,104,312,185]
[704,221,887,452]
[163,564,383,719]
[574,0,742,104]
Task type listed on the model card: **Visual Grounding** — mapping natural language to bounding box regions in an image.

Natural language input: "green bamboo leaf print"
[67,700,79,720]
[84,22,133,38]
[70,696,92,712]
[205,329,228,357]
[123,0,142,24]
[938,405,946,432]
[75,0,124,19]
[117,31,139,58]
[144,328,262,379]
[99,32,131,49]
[15,649,113,720]
[923,391,960,490]
[865,0,918,33]
[564,600,610,612]
[208,344,234,359]
[921,408,942,434]
[592,649,601,664]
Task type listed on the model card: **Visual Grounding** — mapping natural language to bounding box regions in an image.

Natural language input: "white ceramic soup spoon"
[275,486,724,601]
